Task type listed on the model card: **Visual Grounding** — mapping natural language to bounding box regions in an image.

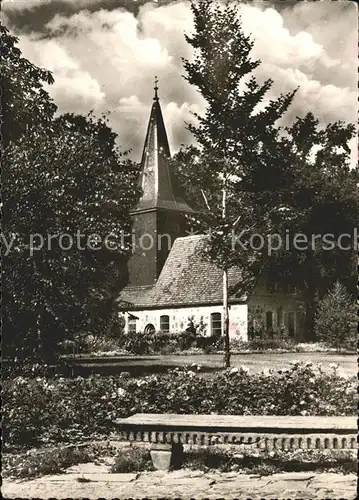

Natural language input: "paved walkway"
[2,462,357,499]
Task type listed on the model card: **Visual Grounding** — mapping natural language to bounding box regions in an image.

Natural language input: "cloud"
[17,37,105,112]
[4,0,357,164]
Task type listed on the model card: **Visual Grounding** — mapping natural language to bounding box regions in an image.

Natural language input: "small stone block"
[150,443,172,471]
[150,443,184,471]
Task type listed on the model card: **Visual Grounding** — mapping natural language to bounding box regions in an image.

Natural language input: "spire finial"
[154,76,159,101]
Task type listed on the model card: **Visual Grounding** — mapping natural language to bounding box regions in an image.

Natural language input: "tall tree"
[2,113,140,360]
[259,114,358,338]
[178,0,297,365]
[1,28,140,361]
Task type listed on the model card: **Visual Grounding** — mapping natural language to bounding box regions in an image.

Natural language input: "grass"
[69,351,356,378]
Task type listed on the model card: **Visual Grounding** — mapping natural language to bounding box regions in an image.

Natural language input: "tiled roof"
[118,235,247,309]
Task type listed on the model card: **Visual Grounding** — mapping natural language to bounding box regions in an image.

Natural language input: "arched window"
[211,312,222,337]
[160,315,170,333]
[144,323,155,334]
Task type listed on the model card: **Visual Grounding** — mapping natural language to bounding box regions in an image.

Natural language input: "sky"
[3,0,358,164]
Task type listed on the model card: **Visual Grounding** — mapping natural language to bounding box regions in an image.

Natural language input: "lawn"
[72,352,356,378]
[172,352,357,377]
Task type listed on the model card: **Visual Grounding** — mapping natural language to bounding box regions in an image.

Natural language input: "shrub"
[245,337,297,351]
[118,330,195,354]
[196,335,222,351]
[2,445,94,479]
[2,358,54,379]
[122,331,152,354]
[315,282,356,351]
[3,441,120,479]
[111,446,153,473]
[186,315,208,336]
[177,331,197,350]
[81,335,124,353]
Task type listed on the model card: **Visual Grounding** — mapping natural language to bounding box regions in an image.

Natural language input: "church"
[118,83,305,341]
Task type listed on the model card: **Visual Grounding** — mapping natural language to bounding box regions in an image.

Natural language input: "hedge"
[3,362,356,450]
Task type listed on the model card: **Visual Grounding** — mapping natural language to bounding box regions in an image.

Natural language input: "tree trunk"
[222,186,231,368]
[223,268,230,367]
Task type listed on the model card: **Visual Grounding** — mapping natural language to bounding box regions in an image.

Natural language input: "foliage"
[64,335,128,356]
[183,446,356,474]
[112,330,223,354]
[3,363,356,451]
[2,26,140,362]
[2,446,93,479]
[177,0,298,274]
[186,315,208,336]
[314,282,357,351]
[57,333,356,357]
[175,0,357,342]
[2,442,119,479]
[111,446,153,473]
[263,113,358,339]
[0,25,57,146]
[240,337,297,352]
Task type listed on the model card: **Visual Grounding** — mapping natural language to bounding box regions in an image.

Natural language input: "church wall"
[122,303,248,341]
[248,280,306,341]
[128,210,158,286]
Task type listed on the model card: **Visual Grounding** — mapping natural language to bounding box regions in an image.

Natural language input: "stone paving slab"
[37,472,138,482]
[2,469,357,499]
[66,462,110,474]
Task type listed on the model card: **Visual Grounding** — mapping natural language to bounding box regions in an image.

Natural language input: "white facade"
[123,303,248,341]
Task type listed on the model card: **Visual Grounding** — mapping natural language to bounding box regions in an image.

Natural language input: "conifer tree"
[314,282,356,351]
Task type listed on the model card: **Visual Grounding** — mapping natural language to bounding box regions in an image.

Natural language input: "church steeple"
[153,76,159,101]
[128,79,194,287]
[134,77,194,213]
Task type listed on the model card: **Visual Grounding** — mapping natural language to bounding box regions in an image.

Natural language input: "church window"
[160,315,170,333]
[144,323,155,334]
[211,312,222,337]
[128,318,137,333]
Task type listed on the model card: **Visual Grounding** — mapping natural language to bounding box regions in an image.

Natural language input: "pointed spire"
[133,81,194,214]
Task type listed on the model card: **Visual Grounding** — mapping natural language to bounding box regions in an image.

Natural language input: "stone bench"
[114,413,357,470]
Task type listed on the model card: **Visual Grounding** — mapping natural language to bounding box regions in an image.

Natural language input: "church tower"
[128,78,194,287]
